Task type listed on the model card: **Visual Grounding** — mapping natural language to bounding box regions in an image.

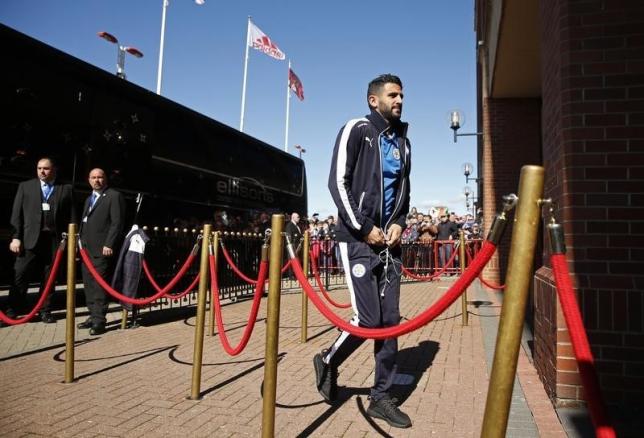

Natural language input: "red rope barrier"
[281,260,291,274]
[551,254,616,438]
[220,244,261,285]
[0,246,65,325]
[478,273,505,290]
[310,252,351,308]
[210,254,269,355]
[290,241,497,340]
[80,247,195,305]
[401,266,436,281]
[142,261,200,299]
[401,246,458,281]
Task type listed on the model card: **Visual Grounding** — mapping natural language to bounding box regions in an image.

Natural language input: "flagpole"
[239,16,251,132]
[156,0,169,95]
[284,60,291,152]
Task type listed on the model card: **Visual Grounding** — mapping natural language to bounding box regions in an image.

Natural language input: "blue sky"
[1,0,479,219]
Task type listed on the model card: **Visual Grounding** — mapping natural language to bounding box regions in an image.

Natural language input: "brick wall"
[481,98,542,285]
[537,0,644,406]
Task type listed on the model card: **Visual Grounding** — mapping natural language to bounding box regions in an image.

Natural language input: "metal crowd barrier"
[137,228,264,310]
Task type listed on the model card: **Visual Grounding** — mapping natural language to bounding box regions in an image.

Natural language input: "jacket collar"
[366,109,408,137]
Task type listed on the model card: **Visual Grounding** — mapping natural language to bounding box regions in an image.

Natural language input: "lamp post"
[449,109,483,143]
[462,162,480,184]
[97,31,143,80]
[463,185,473,212]
[294,144,306,159]
[157,0,206,95]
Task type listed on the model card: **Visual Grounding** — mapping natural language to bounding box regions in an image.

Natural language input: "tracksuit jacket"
[328,109,411,242]
[324,109,412,401]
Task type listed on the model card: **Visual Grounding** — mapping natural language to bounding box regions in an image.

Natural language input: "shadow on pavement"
[59,344,178,381]
[201,352,286,399]
[297,340,439,437]
[167,345,267,367]
[0,338,97,362]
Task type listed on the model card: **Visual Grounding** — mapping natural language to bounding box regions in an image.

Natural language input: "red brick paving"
[0,279,566,437]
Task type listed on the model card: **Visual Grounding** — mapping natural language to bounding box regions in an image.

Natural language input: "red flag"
[248,21,285,60]
[289,68,304,101]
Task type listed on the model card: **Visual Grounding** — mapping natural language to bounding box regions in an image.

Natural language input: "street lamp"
[97,31,143,80]
[448,109,483,143]
[462,162,480,184]
[294,144,306,159]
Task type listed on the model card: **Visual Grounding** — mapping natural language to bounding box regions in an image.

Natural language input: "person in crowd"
[79,168,125,335]
[468,223,482,240]
[308,218,319,239]
[314,74,412,428]
[285,212,303,250]
[418,214,438,272]
[284,212,302,279]
[401,215,419,244]
[436,213,457,271]
[6,157,75,323]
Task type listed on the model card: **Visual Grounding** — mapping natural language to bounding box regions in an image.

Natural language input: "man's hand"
[364,226,386,246]
[385,224,403,247]
[102,246,113,257]
[9,239,22,254]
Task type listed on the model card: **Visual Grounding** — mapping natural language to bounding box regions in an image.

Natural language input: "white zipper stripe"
[335,118,368,230]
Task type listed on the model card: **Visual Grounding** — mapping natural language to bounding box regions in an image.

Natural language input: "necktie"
[43,184,52,201]
[89,192,98,210]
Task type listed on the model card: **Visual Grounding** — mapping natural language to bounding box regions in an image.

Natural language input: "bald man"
[6,157,75,323]
[79,168,125,335]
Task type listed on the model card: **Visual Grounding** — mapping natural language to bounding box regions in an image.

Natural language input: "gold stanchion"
[459,230,468,326]
[120,308,128,330]
[64,223,77,384]
[208,232,219,337]
[261,215,284,438]
[189,224,211,400]
[481,165,544,438]
[300,231,310,343]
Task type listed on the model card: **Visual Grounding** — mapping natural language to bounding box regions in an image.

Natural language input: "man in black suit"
[7,157,75,323]
[284,212,303,280]
[79,168,125,335]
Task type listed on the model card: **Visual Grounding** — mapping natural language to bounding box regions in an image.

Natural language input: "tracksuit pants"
[323,241,401,401]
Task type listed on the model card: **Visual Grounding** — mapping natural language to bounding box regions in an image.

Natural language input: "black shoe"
[313,351,337,403]
[89,324,107,335]
[366,395,412,429]
[40,312,56,324]
[4,308,17,319]
[77,319,92,329]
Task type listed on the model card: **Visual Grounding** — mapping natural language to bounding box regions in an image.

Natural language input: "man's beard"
[379,105,401,122]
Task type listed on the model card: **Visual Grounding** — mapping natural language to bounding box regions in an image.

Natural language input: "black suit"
[80,187,125,325]
[285,221,302,279]
[8,178,75,314]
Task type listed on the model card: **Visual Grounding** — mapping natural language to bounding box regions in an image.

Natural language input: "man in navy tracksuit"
[314,74,412,428]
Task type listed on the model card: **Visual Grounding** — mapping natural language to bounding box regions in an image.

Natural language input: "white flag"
[248,21,285,60]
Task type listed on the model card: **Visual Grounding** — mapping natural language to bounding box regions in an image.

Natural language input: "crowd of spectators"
[401,209,481,244]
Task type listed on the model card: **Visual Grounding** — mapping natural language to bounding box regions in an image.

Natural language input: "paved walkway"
[0,278,568,437]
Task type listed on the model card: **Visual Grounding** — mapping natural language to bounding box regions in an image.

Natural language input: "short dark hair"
[367,74,402,102]
[38,157,57,167]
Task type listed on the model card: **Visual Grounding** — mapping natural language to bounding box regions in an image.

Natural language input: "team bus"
[0,24,307,286]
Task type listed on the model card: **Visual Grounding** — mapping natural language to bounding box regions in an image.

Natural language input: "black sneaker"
[313,351,337,403]
[366,395,412,428]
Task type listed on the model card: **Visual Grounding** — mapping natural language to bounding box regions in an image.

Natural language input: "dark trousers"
[8,232,56,314]
[324,241,401,401]
[81,255,110,325]
[439,242,453,268]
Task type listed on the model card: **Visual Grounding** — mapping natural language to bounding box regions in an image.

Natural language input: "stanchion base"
[186,395,203,401]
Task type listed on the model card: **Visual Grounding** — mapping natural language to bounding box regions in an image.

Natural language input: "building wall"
[536,0,644,406]
[481,98,542,284]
